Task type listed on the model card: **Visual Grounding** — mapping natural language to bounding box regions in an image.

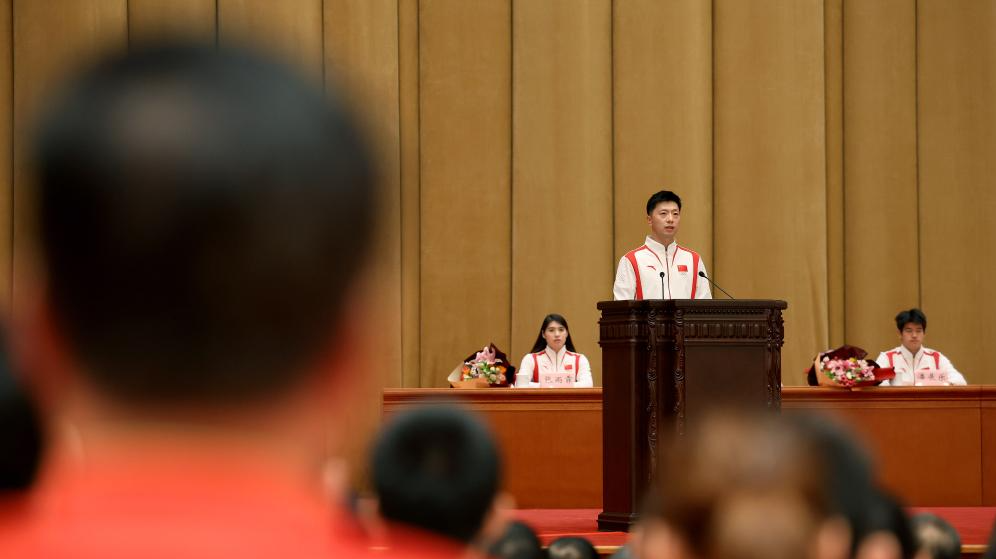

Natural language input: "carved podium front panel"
[596,299,787,531]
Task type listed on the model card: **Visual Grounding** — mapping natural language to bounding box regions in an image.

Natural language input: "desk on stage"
[383,386,996,509]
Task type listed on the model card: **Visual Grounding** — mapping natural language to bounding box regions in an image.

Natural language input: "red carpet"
[514,507,996,549]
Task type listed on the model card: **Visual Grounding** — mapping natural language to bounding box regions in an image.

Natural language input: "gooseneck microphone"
[659,271,666,300]
[698,270,735,299]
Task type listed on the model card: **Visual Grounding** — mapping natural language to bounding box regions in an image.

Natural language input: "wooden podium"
[596,299,788,531]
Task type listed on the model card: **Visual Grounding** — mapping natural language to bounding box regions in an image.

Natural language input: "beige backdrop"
[0,0,994,388]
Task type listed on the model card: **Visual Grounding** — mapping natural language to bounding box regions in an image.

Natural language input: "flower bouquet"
[819,356,877,387]
[447,343,515,388]
[805,345,895,388]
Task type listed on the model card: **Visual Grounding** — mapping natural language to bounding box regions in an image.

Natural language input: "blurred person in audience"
[790,416,919,559]
[609,541,635,559]
[547,537,599,559]
[634,412,855,559]
[488,521,544,559]
[515,314,593,388]
[790,414,882,558]
[875,309,966,386]
[853,492,916,559]
[982,522,996,559]
[0,43,381,557]
[370,405,512,557]
[909,513,960,559]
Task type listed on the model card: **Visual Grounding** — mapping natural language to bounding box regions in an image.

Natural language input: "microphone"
[659,271,666,300]
[698,270,735,299]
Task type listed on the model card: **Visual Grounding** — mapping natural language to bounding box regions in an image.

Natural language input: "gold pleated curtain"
[1,0,994,388]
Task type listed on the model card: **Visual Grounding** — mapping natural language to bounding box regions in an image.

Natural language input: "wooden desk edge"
[384,387,603,407]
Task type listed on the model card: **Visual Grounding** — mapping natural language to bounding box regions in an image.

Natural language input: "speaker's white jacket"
[613,236,711,301]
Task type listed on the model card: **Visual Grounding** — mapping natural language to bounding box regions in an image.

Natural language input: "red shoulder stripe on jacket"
[624,246,648,300]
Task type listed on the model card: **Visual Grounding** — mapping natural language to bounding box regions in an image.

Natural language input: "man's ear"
[294,272,385,485]
[9,284,80,413]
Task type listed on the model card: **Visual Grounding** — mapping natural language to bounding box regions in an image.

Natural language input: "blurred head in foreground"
[853,491,916,559]
[910,513,960,559]
[488,521,543,559]
[31,43,374,410]
[636,412,856,559]
[548,537,599,559]
[2,42,377,555]
[982,522,996,559]
[372,405,509,550]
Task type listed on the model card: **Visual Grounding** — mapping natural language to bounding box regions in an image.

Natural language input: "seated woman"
[514,314,593,388]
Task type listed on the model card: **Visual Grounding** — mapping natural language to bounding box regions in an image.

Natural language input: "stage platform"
[513,508,995,558]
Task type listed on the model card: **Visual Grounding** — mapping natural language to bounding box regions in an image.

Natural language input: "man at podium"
[613,190,712,300]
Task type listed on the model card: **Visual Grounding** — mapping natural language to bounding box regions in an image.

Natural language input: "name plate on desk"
[915,369,949,386]
[540,371,574,388]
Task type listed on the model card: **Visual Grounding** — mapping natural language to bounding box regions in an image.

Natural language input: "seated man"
[875,309,967,386]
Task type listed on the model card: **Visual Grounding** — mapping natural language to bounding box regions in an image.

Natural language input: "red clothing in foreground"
[0,448,370,559]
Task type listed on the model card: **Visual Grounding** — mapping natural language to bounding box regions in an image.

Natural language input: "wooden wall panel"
[324,0,402,386]
[918,1,996,386]
[713,0,827,383]
[12,0,127,309]
[218,0,322,78]
[322,0,402,486]
[825,0,844,348]
[398,0,420,388]
[612,0,712,273]
[128,0,216,42]
[511,0,612,382]
[5,2,996,389]
[419,1,511,387]
[842,0,918,359]
[0,1,11,314]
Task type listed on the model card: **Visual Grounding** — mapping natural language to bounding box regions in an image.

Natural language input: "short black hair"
[548,537,599,559]
[33,43,375,405]
[855,491,916,559]
[372,406,501,544]
[895,308,928,332]
[911,513,961,559]
[646,190,682,214]
[487,521,543,559]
